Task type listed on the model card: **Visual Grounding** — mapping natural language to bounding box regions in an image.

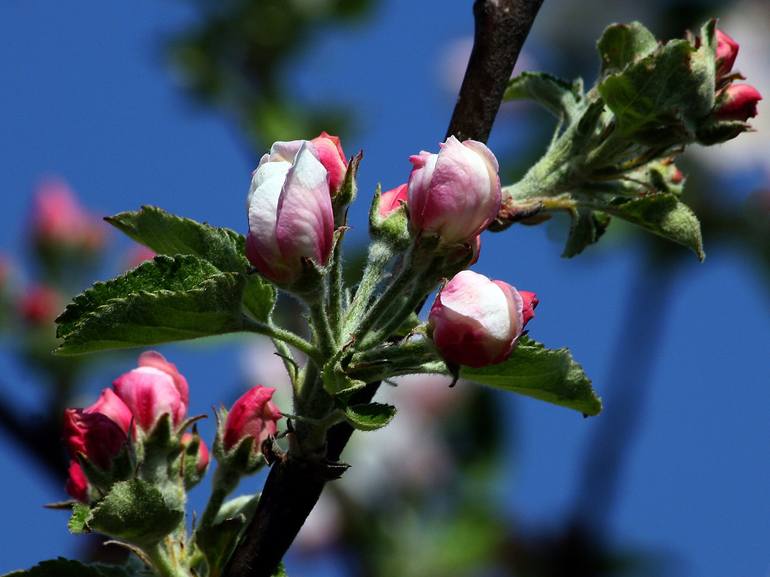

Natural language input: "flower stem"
[146,542,188,577]
[342,239,394,339]
[197,466,240,533]
[242,317,320,363]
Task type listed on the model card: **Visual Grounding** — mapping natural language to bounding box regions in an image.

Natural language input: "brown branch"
[446,0,544,143]
[223,2,544,575]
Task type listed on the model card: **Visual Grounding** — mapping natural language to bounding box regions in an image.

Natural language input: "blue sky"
[0,2,768,576]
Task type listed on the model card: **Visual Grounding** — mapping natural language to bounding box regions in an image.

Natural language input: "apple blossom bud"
[428,270,535,368]
[137,351,189,408]
[30,179,105,251]
[311,132,348,194]
[715,29,739,78]
[378,184,408,218]
[63,389,132,469]
[223,386,282,452]
[66,460,89,502]
[714,84,762,121]
[113,361,187,434]
[20,285,61,325]
[408,136,501,244]
[519,290,539,327]
[246,140,335,285]
[181,432,210,474]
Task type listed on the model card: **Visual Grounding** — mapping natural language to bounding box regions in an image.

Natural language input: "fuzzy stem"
[146,542,188,577]
[241,317,320,363]
[343,239,394,340]
[197,466,240,533]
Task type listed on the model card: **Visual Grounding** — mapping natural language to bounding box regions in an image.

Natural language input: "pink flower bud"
[715,29,739,78]
[181,432,210,474]
[223,386,282,452]
[113,362,187,434]
[20,285,61,325]
[137,351,189,408]
[715,84,762,121]
[311,132,348,193]
[519,290,539,327]
[379,184,409,218]
[246,141,335,284]
[30,179,105,251]
[408,136,501,244]
[428,270,535,368]
[66,460,89,502]
[63,389,132,469]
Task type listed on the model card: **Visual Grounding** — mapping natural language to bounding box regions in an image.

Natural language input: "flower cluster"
[711,29,762,122]
[62,352,282,502]
[245,132,535,369]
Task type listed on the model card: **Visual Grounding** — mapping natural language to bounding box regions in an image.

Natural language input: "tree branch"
[446,0,544,143]
[223,2,544,575]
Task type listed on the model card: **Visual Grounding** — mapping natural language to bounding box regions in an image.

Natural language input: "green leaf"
[106,206,249,273]
[597,22,658,75]
[460,336,601,416]
[88,480,184,546]
[243,274,276,322]
[598,37,715,143]
[562,209,611,258]
[68,502,91,534]
[601,194,704,260]
[3,559,136,577]
[505,72,585,125]
[55,255,247,355]
[344,402,397,431]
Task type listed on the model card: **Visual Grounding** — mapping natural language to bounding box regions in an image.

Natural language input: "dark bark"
[446,0,544,143]
[223,2,544,575]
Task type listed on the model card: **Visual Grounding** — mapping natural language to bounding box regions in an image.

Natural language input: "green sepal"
[55,255,247,355]
[105,206,249,273]
[87,479,184,547]
[504,71,585,125]
[596,22,658,76]
[460,336,602,416]
[3,558,141,577]
[333,151,362,226]
[344,402,397,431]
[369,184,410,250]
[180,428,208,490]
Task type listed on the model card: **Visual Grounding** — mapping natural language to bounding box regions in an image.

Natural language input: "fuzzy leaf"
[55,255,247,355]
[243,274,276,322]
[106,206,248,273]
[597,22,658,75]
[344,402,397,431]
[68,503,91,534]
[602,194,704,260]
[562,209,611,258]
[505,72,585,124]
[3,559,138,577]
[88,480,184,546]
[461,336,601,416]
[599,36,715,143]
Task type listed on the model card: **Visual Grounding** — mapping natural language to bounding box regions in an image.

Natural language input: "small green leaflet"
[344,402,397,431]
[3,559,139,577]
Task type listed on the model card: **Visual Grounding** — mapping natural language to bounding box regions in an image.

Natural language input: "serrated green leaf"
[57,255,221,336]
[68,502,91,534]
[598,37,715,144]
[601,194,704,260]
[55,256,247,355]
[3,558,135,577]
[88,480,184,546]
[505,72,585,125]
[562,209,611,258]
[344,402,397,431]
[243,274,276,322]
[597,22,658,75]
[460,336,601,416]
[106,206,248,273]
